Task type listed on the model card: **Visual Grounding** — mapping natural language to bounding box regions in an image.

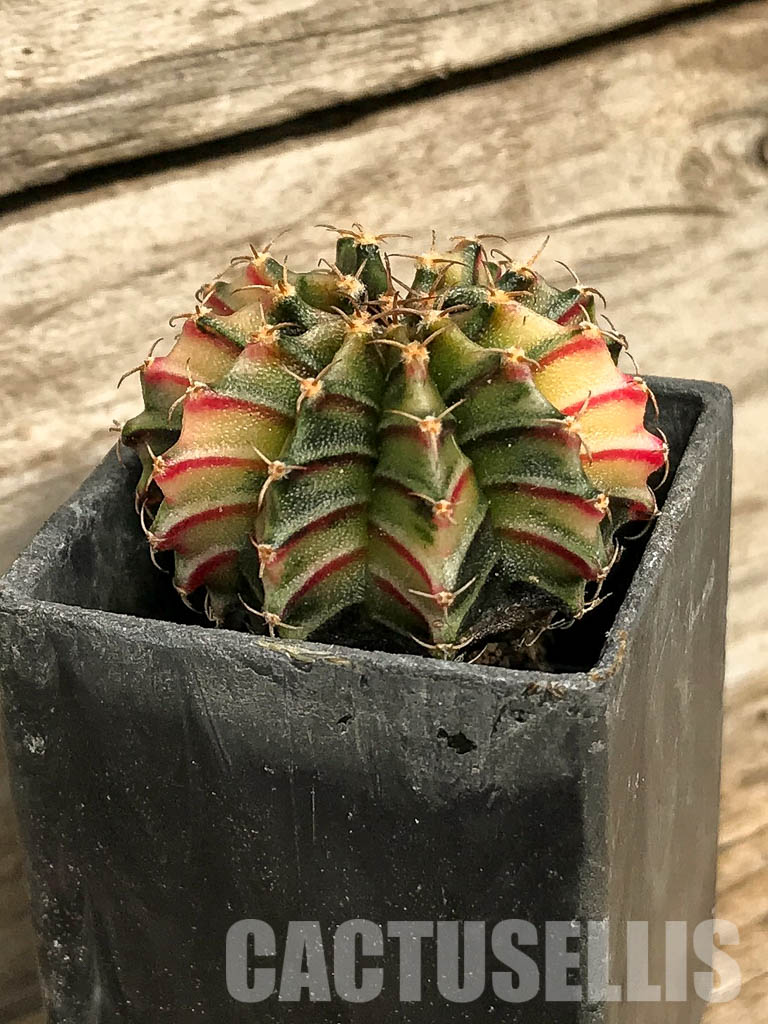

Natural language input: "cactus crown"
[120,226,667,659]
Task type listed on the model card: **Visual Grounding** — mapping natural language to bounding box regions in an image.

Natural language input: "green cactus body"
[121,228,667,656]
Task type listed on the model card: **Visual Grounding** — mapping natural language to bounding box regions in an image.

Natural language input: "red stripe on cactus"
[155,502,260,549]
[380,423,454,451]
[517,424,581,448]
[559,381,640,417]
[380,423,418,442]
[266,505,367,569]
[154,455,265,486]
[588,445,665,466]
[509,484,605,519]
[185,392,292,422]
[537,332,604,366]
[185,320,241,356]
[556,300,583,325]
[143,363,192,389]
[283,549,366,614]
[371,575,428,623]
[205,294,234,316]
[371,526,435,590]
[449,466,473,504]
[246,264,273,287]
[184,550,239,593]
[372,469,469,508]
[499,528,599,580]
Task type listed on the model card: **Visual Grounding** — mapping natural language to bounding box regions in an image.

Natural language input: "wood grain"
[1,3,766,1020]
[1,0,719,196]
[706,672,768,1020]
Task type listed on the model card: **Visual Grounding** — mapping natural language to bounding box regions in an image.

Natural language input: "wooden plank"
[1,0,718,196]
[1,4,766,1020]
[705,672,768,1019]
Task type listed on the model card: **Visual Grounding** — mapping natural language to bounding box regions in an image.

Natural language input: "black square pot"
[0,378,731,1024]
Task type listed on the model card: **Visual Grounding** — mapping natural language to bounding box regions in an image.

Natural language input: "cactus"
[120,227,667,657]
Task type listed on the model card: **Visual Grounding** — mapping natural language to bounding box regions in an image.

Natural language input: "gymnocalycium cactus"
[119,226,667,658]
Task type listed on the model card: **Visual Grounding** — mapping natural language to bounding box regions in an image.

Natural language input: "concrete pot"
[0,378,732,1023]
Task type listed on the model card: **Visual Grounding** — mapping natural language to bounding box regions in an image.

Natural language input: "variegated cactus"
[120,226,667,658]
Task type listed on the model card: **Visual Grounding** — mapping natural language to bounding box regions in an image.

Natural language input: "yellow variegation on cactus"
[119,226,667,658]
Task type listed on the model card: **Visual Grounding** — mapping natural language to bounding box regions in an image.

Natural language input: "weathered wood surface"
[1,2,766,1020]
[710,671,768,1021]
[1,0,719,195]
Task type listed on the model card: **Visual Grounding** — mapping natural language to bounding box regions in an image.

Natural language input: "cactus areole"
[120,227,667,659]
